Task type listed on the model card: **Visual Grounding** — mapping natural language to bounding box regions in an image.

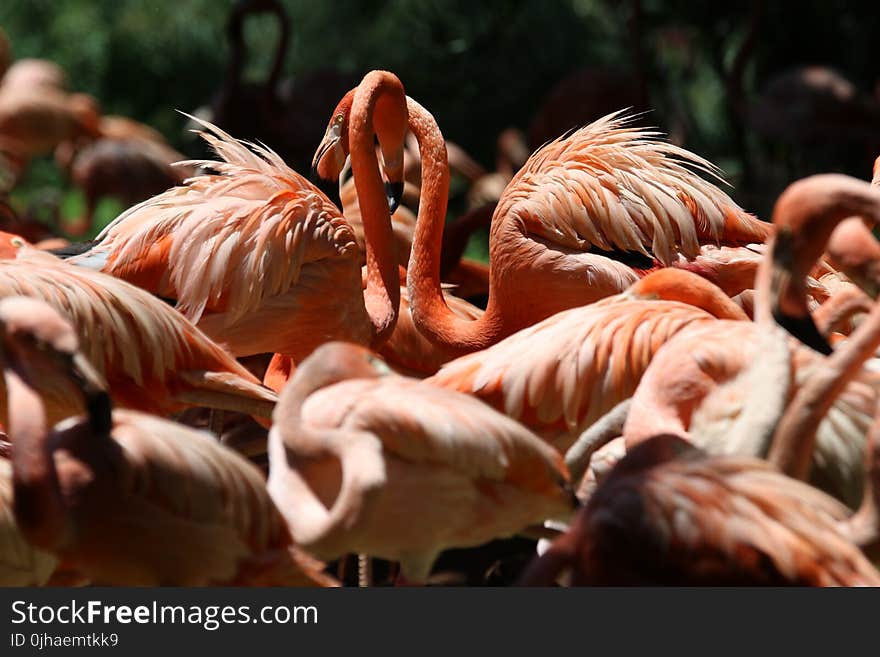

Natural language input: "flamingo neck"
[225,5,247,91]
[765,176,880,479]
[268,362,384,548]
[5,369,69,551]
[757,175,880,327]
[843,425,879,551]
[265,4,289,95]
[350,75,402,347]
[770,300,880,480]
[406,97,504,354]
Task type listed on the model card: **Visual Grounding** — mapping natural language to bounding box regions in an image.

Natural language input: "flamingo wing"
[71,118,358,325]
[499,111,770,266]
[428,299,715,441]
[0,252,275,416]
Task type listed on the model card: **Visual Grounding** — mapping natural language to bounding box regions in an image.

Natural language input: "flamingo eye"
[10,238,23,248]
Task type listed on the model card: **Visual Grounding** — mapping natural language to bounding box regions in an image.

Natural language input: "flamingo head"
[768,228,834,355]
[826,216,880,299]
[0,232,28,260]
[312,89,354,185]
[312,83,405,214]
[292,342,393,393]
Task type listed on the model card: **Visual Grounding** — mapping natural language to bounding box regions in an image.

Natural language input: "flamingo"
[266,342,576,584]
[63,70,406,365]
[0,296,335,586]
[620,175,880,506]
[0,237,277,427]
[314,83,771,358]
[54,116,196,236]
[518,434,880,586]
[427,269,747,451]
[523,315,880,585]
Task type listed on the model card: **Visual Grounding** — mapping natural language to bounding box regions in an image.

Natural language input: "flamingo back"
[497,111,770,266]
[71,119,358,326]
[53,410,330,586]
[428,298,717,446]
[301,376,570,500]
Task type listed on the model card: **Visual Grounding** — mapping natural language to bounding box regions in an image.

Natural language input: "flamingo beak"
[771,265,833,355]
[68,351,107,397]
[385,181,403,215]
[68,351,113,435]
[380,147,404,215]
[311,122,346,185]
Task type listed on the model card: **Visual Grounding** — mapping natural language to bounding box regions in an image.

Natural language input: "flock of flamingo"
[3,13,880,587]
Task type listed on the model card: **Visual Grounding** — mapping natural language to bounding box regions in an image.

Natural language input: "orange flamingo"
[315,88,771,357]
[267,342,576,584]
[1,296,334,586]
[0,238,277,427]
[427,269,746,451]
[518,434,880,586]
[65,71,407,365]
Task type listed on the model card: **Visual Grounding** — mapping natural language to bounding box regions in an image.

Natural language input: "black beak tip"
[773,309,834,356]
[385,181,404,215]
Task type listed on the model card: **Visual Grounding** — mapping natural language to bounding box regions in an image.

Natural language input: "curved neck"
[268,363,385,547]
[724,326,792,457]
[627,271,749,321]
[5,369,68,550]
[756,175,880,327]
[842,421,880,554]
[761,177,880,478]
[225,1,288,95]
[406,96,504,354]
[350,73,405,346]
[225,5,247,91]
[770,299,880,480]
[266,5,289,95]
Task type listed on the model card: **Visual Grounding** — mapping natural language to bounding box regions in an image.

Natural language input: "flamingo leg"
[565,398,632,485]
[357,554,372,588]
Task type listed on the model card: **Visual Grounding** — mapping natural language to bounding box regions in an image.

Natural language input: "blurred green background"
[3,0,880,237]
